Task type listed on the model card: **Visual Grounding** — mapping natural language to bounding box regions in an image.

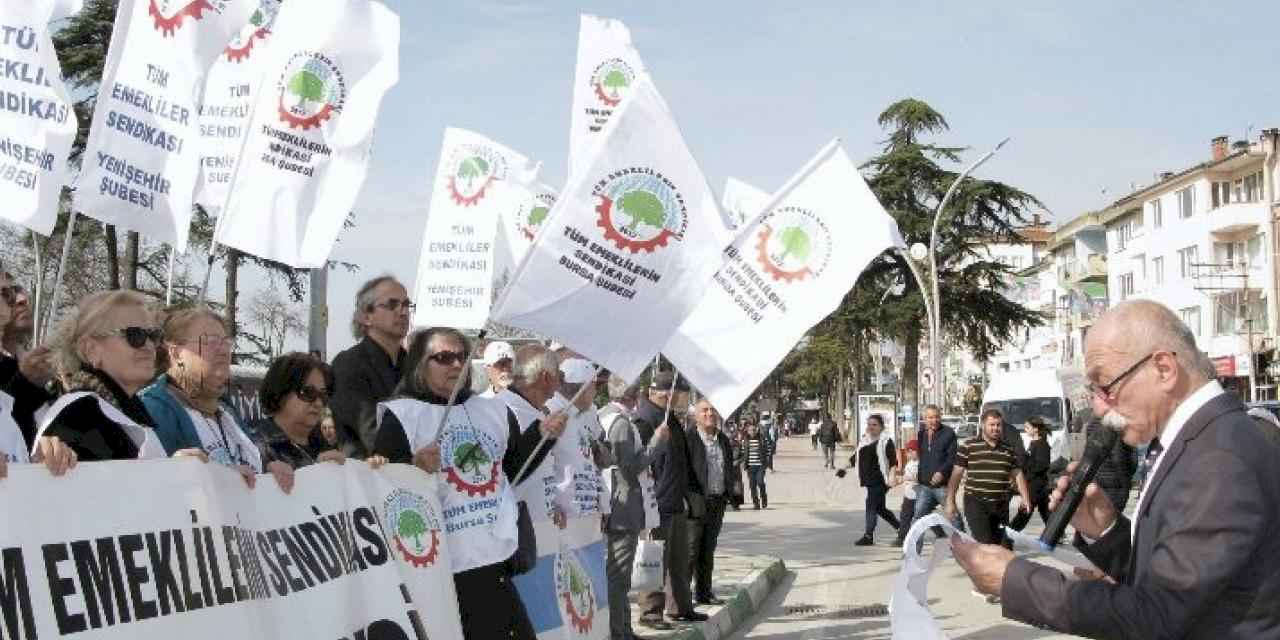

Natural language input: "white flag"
[410,127,538,330]
[722,177,770,231]
[0,0,78,235]
[665,140,905,414]
[194,0,282,211]
[493,78,732,382]
[213,0,400,268]
[568,14,647,180]
[75,0,256,250]
[488,182,556,340]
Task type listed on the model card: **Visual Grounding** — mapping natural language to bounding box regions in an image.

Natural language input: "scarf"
[859,429,892,482]
[66,365,156,429]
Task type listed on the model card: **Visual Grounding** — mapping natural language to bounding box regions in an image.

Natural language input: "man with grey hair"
[600,375,669,639]
[497,344,569,528]
[952,300,1280,638]
[330,275,411,458]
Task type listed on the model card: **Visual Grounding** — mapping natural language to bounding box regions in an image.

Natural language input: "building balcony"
[1208,202,1268,236]
[1057,254,1108,284]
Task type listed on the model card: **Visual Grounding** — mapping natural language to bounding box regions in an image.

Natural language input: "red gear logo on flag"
[441,427,503,498]
[589,58,636,108]
[224,1,279,62]
[556,547,597,634]
[276,51,347,130]
[593,168,687,254]
[518,191,557,241]
[383,489,443,568]
[148,0,216,37]
[754,206,832,284]
[445,144,508,207]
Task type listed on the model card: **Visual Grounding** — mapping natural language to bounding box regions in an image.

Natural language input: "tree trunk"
[104,225,120,290]
[123,232,139,290]
[901,321,922,434]
[225,249,241,343]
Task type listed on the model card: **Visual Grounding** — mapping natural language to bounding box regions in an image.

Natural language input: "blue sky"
[311,0,1280,354]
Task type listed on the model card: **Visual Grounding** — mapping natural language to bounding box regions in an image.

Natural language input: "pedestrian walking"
[913,404,964,530]
[809,416,819,450]
[817,412,841,468]
[742,420,770,509]
[1009,417,1052,532]
[853,414,899,546]
[893,440,920,547]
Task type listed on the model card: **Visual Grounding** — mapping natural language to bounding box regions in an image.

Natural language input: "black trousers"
[453,561,536,639]
[642,512,694,617]
[863,484,901,535]
[963,494,1010,545]
[1010,491,1051,532]
[687,495,727,599]
[896,497,916,542]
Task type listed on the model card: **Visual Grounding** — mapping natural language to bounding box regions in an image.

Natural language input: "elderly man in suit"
[951,299,1280,639]
[686,397,735,606]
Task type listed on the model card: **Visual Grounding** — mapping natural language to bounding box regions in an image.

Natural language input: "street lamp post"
[903,138,1010,411]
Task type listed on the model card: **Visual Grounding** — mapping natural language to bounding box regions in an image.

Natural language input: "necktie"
[1145,438,1163,466]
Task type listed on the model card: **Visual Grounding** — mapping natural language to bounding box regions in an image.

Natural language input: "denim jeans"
[913,485,965,530]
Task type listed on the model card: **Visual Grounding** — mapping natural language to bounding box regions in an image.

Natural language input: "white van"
[981,369,1072,464]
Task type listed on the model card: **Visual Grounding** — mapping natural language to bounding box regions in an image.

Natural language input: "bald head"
[1089,300,1215,382]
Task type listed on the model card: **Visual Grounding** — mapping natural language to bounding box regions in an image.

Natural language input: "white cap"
[482,341,514,366]
[560,358,597,384]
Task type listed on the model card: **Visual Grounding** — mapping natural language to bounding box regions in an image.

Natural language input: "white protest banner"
[194,0,281,210]
[493,78,733,382]
[722,176,770,231]
[665,140,905,414]
[546,394,607,517]
[75,0,256,250]
[0,459,464,639]
[410,128,538,329]
[213,0,399,268]
[568,14,647,179]
[513,516,610,640]
[489,182,556,340]
[0,1,78,235]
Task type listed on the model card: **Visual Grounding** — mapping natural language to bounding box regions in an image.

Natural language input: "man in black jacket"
[686,398,734,605]
[636,372,707,627]
[817,413,841,468]
[330,276,410,458]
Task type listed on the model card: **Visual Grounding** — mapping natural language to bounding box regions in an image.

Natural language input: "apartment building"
[1101,132,1280,400]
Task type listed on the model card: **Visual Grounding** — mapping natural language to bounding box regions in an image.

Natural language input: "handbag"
[631,536,664,593]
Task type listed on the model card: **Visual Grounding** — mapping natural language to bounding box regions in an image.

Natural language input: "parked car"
[1247,401,1280,423]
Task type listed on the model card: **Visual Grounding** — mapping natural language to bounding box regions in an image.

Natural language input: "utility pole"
[308,267,329,360]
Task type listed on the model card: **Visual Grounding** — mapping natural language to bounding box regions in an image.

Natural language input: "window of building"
[1150,198,1163,228]
[1178,245,1199,278]
[1177,186,1195,218]
[1152,256,1164,285]
[1119,273,1134,300]
[1243,171,1263,203]
[1115,218,1139,251]
[1215,241,1245,271]
[1213,181,1229,209]
[1214,291,1267,337]
[1179,306,1200,336]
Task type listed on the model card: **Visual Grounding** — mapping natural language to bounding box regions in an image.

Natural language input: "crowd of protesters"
[0,273,758,640]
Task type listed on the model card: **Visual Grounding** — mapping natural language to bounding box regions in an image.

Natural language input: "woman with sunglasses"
[252,353,385,489]
[141,304,290,489]
[374,327,565,640]
[34,291,171,463]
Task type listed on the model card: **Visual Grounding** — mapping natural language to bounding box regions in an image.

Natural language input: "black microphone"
[1037,422,1121,549]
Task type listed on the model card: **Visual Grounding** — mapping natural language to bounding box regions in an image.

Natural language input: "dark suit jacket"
[329,337,405,459]
[1002,392,1280,639]
[686,427,734,498]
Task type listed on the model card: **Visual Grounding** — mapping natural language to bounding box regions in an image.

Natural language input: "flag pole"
[511,367,602,484]
[29,231,41,347]
[165,245,177,305]
[41,211,77,343]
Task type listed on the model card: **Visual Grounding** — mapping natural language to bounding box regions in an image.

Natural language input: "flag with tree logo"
[722,176,770,231]
[195,0,282,211]
[513,516,609,640]
[489,182,557,340]
[568,14,648,180]
[410,128,539,329]
[0,0,78,235]
[493,78,733,382]
[213,0,399,267]
[665,140,905,414]
[75,0,257,250]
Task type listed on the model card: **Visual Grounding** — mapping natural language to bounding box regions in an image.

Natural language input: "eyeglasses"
[99,327,163,349]
[177,334,235,351]
[427,350,468,366]
[1086,352,1165,401]
[0,287,14,305]
[295,384,330,404]
[371,298,416,313]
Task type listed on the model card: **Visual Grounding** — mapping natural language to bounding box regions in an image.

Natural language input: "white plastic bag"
[631,537,664,593]
[889,514,971,639]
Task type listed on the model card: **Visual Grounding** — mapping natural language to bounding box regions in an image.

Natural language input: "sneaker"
[855,535,873,546]
[668,611,709,622]
[985,595,1002,605]
[970,589,985,599]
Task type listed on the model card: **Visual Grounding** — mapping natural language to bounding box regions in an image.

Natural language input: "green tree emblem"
[453,441,492,475]
[457,156,490,191]
[397,509,428,552]
[777,227,812,264]
[249,8,264,26]
[529,205,549,227]
[618,190,665,234]
[602,69,628,98]
[568,561,589,596]
[287,69,325,112]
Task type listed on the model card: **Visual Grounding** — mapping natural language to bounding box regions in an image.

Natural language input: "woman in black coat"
[1010,417,1052,531]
